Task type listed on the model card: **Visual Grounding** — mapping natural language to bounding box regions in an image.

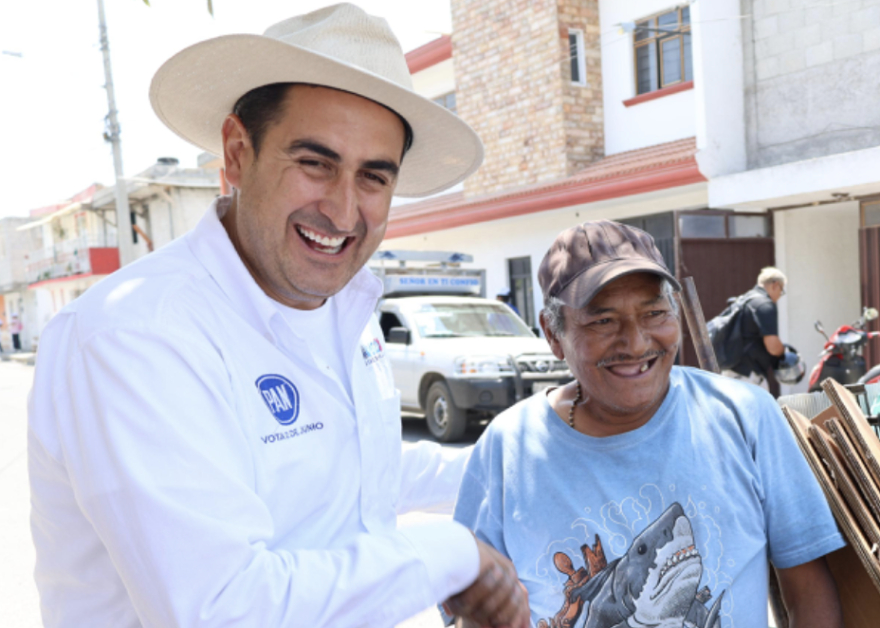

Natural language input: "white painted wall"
[710,144,880,210]
[385,183,707,324]
[148,187,217,251]
[774,202,861,394]
[692,0,746,177]
[411,58,456,100]
[599,0,697,156]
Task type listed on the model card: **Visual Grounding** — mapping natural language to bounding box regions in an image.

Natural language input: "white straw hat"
[150,3,483,198]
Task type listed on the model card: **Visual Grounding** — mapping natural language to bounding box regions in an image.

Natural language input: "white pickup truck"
[371,251,571,442]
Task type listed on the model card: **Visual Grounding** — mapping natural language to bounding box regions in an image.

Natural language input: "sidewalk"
[0,360,40,627]
[0,351,37,366]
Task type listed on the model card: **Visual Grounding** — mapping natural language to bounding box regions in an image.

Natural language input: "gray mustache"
[597,349,666,369]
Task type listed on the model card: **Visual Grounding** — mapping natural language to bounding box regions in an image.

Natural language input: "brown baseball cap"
[538,220,681,308]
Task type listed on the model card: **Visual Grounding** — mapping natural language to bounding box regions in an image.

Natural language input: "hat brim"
[556,259,682,310]
[150,34,483,198]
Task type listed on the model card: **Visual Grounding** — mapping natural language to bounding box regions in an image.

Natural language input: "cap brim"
[150,35,483,198]
[557,259,681,309]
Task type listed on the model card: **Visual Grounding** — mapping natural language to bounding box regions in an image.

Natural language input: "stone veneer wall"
[743,0,880,169]
[450,0,603,197]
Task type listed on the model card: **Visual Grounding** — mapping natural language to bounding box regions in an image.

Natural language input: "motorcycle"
[808,307,880,392]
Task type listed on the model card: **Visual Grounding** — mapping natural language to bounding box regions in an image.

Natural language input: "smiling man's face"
[221,85,406,309]
[547,273,681,435]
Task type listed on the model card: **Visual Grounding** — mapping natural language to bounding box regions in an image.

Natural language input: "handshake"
[443,537,531,628]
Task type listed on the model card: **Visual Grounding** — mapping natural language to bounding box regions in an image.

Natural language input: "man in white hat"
[27,4,528,627]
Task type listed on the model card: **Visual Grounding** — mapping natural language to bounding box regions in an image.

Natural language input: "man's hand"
[445,538,530,628]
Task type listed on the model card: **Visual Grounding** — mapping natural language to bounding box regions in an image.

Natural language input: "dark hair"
[232,82,414,159]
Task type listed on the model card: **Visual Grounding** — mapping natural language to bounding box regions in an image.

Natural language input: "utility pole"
[97,0,134,267]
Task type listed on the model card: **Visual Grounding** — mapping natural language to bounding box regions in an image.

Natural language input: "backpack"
[706,293,758,371]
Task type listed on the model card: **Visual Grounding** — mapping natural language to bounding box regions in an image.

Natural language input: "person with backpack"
[709,267,790,396]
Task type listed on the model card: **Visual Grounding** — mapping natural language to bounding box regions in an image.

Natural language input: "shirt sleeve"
[751,300,779,337]
[747,392,846,569]
[32,325,478,628]
[452,433,509,559]
[398,441,473,515]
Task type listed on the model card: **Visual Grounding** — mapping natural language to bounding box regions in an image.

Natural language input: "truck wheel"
[425,381,467,442]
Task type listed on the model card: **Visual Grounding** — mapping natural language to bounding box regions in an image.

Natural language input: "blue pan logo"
[256,374,300,425]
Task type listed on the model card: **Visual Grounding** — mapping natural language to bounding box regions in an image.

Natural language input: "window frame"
[431,91,457,114]
[632,6,692,96]
[568,28,587,86]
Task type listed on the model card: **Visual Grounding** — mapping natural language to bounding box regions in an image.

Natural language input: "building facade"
[6,159,220,350]
[385,0,880,393]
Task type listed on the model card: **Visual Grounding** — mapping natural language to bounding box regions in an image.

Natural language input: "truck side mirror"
[387,327,411,345]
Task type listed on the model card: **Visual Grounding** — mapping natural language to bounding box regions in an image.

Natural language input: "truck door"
[379,310,417,406]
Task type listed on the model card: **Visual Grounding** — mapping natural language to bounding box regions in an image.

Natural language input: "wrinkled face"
[222,85,406,309]
[547,273,680,426]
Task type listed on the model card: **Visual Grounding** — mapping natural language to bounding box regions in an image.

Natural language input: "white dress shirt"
[28,197,479,628]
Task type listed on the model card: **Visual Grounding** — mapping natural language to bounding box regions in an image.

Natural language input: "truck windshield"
[410,303,534,338]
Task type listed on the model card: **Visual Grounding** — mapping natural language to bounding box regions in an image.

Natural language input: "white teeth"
[640,362,649,372]
[298,226,345,247]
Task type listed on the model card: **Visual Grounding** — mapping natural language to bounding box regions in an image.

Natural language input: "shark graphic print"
[537,503,724,628]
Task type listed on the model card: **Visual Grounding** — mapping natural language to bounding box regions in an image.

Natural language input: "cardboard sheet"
[781,406,880,596]
[823,379,880,489]
[827,417,880,524]
[809,424,880,546]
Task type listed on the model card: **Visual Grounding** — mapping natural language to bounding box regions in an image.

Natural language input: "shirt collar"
[185,196,383,340]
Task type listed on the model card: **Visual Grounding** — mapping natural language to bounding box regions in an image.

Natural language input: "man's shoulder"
[476,393,551,451]
[672,366,777,410]
[743,289,774,313]
[53,238,210,340]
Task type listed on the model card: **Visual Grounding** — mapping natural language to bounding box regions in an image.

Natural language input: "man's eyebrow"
[287,140,399,177]
[286,140,342,162]
[362,159,400,177]
[584,294,666,315]
[585,305,614,316]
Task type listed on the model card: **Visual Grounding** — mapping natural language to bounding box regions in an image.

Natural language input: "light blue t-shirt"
[454,366,845,628]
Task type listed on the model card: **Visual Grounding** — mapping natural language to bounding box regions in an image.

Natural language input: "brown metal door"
[677,238,776,368]
[860,225,880,366]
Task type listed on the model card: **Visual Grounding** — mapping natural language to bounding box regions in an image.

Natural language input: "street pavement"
[0,359,40,628]
[0,360,479,628]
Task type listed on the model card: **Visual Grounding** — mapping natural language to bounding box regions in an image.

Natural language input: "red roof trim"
[406,35,453,74]
[624,81,694,108]
[386,145,705,239]
[28,273,97,289]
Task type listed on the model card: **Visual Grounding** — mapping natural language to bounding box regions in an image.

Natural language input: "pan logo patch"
[256,374,300,425]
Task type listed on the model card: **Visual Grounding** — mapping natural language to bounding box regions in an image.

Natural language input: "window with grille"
[633,6,692,96]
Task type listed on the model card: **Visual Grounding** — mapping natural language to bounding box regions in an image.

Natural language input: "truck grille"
[515,355,570,374]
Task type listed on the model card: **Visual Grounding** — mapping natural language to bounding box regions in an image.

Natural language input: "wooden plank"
[678,276,720,374]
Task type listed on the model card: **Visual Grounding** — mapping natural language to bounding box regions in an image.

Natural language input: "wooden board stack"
[781,378,880,626]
